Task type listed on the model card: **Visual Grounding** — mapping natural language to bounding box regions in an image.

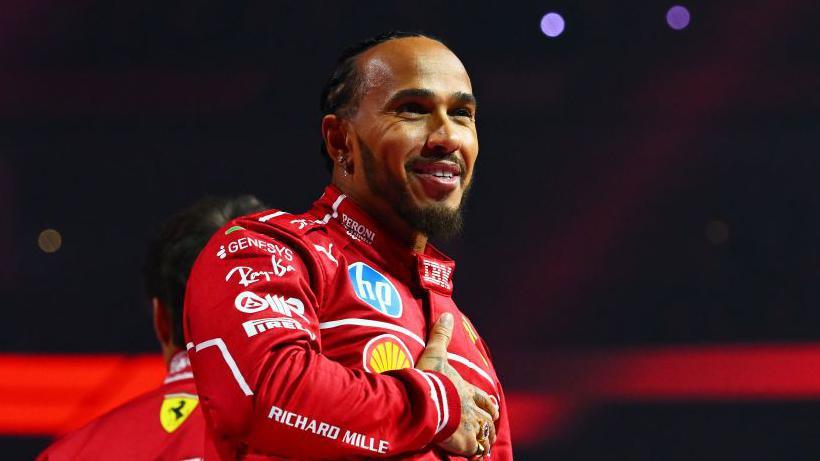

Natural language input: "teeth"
[432,171,453,178]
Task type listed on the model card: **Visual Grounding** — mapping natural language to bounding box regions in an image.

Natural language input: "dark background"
[2,0,819,459]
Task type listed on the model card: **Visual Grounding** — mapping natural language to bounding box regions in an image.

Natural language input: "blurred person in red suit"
[37,195,267,461]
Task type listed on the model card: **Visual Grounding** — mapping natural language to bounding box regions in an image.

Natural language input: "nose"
[425,113,462,156]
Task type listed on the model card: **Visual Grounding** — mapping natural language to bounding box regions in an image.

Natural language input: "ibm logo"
[422,259,452,290]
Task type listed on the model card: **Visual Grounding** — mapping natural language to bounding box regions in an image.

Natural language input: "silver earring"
[338,155,349,176]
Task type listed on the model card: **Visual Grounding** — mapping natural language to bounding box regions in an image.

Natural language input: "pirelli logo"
[242,317,315,340]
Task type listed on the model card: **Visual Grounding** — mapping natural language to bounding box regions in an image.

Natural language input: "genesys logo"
[225,266,275,287]
[347,262,402,318]
[242,317,316,341]
[216,236,294,260]
[234,291,309,322]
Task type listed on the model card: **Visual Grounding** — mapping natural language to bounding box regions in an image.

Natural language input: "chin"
[435,197,463,213]
[410,185,463,207]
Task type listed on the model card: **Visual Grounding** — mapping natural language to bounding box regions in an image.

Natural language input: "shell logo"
[362,334,414,374]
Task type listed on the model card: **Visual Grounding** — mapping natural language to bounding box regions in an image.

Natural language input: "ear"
[322,114,349,163]
[152,297,173,348]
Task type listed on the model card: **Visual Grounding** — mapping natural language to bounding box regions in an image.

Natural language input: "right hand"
[416,313,499,459]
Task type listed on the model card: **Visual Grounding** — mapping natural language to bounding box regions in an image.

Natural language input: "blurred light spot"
[540,12,565,38]
[38,229,62,253]
[705,220,729,245]
[666,5,691,30]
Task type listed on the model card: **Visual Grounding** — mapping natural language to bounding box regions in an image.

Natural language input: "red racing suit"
[184,185,513,460]
[37,351,205,461]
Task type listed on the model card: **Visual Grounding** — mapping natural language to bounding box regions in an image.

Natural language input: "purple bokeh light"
[540,12,565,38]
[666,5,691,30]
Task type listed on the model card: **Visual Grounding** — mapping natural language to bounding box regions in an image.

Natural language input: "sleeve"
[184,226,461,459]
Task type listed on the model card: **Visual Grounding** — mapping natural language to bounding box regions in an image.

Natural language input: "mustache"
[405,153,466,174]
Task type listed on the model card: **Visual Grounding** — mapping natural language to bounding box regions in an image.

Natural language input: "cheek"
[379,127,427,171]
[460,128,479,168]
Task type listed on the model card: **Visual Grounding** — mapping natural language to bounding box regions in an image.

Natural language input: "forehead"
[357,37,473,101]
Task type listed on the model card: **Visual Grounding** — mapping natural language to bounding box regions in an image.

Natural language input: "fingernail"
[441,313,453,327]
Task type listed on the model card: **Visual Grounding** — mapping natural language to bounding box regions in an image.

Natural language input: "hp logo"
[347,262,402,318]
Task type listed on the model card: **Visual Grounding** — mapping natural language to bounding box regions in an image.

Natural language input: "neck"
[331,176,428,254]
[411,233,428,254]
[163,345,182,366]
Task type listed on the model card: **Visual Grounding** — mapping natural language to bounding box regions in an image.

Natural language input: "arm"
[184,226,460,459]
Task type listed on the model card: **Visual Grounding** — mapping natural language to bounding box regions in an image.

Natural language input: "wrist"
[421,370,461,443]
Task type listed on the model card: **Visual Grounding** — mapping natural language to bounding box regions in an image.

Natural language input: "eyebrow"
[385,88,478,107]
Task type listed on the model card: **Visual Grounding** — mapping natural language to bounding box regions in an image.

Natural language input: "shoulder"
[187,209,316,275]
[39,384,202,459]
[188,208,341,302]
[214,208,343,269]
[208,208,330,257]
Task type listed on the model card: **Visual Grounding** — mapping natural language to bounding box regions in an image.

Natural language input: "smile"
[410,161,462,178]
[408,161,463,198]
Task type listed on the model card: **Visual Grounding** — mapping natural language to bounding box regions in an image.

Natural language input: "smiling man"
[328,42,477,246]
[184,32,512,460]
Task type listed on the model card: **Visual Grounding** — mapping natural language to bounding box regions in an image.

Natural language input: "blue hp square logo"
[347,262,403,318]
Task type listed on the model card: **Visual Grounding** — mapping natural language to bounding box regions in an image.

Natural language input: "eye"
[450,107,474,119]
[396,103,429,115]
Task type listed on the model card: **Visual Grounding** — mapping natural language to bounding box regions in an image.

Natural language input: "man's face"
[345,37,478,239]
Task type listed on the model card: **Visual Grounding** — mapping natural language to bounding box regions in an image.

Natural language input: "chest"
[315,252,500,400]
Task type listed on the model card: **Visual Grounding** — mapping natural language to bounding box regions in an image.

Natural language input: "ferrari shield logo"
[160,393,199,433]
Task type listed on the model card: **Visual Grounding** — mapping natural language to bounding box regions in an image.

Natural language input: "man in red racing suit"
[37,351,205,461]
[38,195,267,461]
[184,32,513,459]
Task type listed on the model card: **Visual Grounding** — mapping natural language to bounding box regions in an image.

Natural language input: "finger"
[473,408,496,448]
[463,434,479,459]
[486,416,497,447]
[480,436,491,459]
[478,418,496,448]
[424,313,454,357]
[470,425,490,461]
[473,388,499,422]
[469,438,486,461]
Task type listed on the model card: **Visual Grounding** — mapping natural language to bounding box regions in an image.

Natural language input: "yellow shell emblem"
[160,393,199,433]
[363,334,414,374]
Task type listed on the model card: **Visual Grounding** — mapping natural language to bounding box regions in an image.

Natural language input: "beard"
[359,137,471,241]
